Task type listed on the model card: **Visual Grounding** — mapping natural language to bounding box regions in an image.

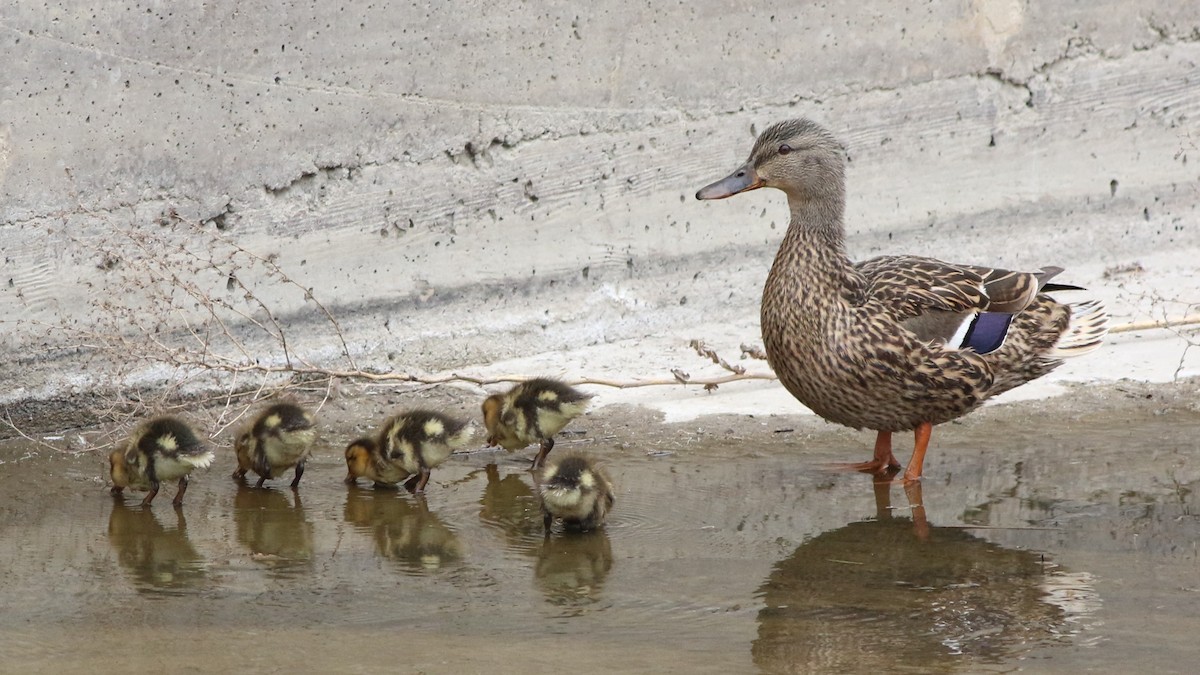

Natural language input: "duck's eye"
[778,144,793,156]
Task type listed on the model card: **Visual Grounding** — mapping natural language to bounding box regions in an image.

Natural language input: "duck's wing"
[857,256,990,318]
[857,256,1058,350]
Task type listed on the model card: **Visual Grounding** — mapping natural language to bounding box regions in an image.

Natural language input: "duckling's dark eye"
[778,144,792,155]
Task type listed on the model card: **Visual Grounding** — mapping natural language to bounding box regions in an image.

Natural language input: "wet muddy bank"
[2,378,1198,673]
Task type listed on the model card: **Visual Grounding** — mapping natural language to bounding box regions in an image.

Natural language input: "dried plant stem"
[1108,315,1200,335]
[163,361,780,389]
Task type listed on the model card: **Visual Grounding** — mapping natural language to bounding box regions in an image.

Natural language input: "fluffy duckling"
[232,402,317,489]
[482,377,592,469]
[538,453,615,532]
[344,409,474,493]
[344,438,409,488]
[109,416,215,507]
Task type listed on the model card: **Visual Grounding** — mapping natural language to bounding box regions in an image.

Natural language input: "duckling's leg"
[141,480,160,507]
[840,431,901,474]
[542,509,554,533]
[531,437,555,470]
[900,422,933,483]
[406,467,432,494]
[110,486,125,498]
[290,459,305,489]
[252,454,271,484]
[344,474,359,485]
[231,466,248,481]
[171,475,189,507]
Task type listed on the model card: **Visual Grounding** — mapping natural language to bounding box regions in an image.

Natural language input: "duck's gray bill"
[695,164,763,200]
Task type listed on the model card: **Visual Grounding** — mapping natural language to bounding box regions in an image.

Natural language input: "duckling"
[344,409,474,493]
[344,438,409,488]
[109,416,215,507]
[231,402,317,489]
[482,377,592,469]
[538,453,615,532]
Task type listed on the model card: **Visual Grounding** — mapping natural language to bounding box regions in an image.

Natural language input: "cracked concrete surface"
[1,1,1198,409]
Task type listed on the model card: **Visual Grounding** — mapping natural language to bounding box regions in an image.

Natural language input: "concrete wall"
[2,1,1199,403]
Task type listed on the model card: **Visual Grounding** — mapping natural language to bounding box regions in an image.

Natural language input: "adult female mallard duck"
[482,378,592,470]
[344,409,474,493]
[231,402,317,489]
[696,118,1107,482]
[110,416,215,507]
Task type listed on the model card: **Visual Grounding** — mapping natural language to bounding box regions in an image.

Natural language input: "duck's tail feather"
[1049,300,1108,358]
[183,449,216,470]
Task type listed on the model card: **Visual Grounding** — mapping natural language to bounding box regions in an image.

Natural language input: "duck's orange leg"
[838,431,901,473]
[903,479,930,541]
[901,422,933,483]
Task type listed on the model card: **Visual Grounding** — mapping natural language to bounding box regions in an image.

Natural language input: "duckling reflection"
[343,488,464,573]
[534,528,613,609]
[753,481,1077,673]
[233,485,314,577]
[107,502,206,594]
[477,464,543,556]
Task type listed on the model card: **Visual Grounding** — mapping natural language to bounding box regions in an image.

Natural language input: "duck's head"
[480,395,505,446]
[109,449,132,489]
[233,429,254,459]
[344,438,376,483]
[696,118,845,203]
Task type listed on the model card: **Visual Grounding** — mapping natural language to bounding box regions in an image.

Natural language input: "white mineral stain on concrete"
[1,2,1198,411]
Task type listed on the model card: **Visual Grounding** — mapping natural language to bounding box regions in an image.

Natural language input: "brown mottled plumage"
[697,118,1107,481]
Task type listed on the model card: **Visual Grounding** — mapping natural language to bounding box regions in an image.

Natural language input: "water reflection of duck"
[233,485,314,576]
[107,502,206,594]
[753,481,1076,672]
[477,464,543,554]
[535,529,613,609]
[343,489,464,573]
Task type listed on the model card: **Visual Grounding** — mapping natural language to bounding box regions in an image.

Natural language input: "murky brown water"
[1,383,1198,673]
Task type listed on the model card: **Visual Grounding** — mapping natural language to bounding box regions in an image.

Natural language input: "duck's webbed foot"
[829,431,901,475]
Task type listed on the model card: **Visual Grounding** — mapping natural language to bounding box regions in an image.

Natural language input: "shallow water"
[1,392,1198,673]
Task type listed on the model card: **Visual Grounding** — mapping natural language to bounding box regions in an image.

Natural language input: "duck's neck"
[768,196,852,294]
